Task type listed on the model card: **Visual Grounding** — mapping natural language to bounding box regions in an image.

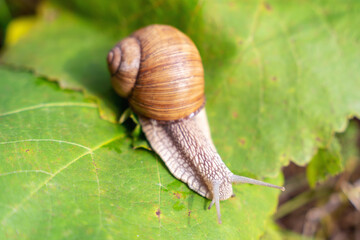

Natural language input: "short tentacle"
[208,180,222,224]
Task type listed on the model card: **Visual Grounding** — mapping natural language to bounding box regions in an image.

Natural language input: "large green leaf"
[0,67,281,239]
[2,1,360,178]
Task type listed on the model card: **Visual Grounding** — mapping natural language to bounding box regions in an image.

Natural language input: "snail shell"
[107,24,284,224]
[108,25,204,121]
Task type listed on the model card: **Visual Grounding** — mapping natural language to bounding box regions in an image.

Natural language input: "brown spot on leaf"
[271,76,278,82]
[25,149,30,152]
[264,2,272,11]
[156,209,161,218]
[188,210,191,217]
[316,137,322,142]
[173,192,181,199]
[228,1,235,8]
[239,138,246,146]
[232,111,238,119]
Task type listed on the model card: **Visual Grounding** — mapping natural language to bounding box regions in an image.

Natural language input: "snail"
[107,24,285,224]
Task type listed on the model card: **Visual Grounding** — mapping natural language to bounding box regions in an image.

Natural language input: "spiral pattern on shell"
[107,37,141,98]
[107,24,205,121]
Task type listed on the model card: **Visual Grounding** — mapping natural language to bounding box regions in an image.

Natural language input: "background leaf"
[0,0,11,48]
[1,8,121,122]
[306,139,342,187]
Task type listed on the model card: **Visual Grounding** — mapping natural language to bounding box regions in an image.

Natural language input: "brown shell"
[110,24,205,121]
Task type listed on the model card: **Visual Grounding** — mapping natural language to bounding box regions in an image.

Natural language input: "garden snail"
[107,24,285,223]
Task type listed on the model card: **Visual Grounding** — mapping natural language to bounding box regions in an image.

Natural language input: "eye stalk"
[208,176,284,224]
[231,175,285,191]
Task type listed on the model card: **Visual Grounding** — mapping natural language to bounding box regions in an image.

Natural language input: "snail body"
[107,25,284,223]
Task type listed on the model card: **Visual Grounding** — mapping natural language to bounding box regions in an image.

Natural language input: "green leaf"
[2,1,360,178]
[306,120,360,187]
[306,139,342,187]
[0,0,11,46]
[0,66,281,239]
[201,0,360,177]
[50,0,204,32]
[131,124,151,150]
[338,120,360,167]
[1,8,124,123]
[0,0,11,27]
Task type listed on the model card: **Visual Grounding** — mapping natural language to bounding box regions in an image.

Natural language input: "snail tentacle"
[231,175,285,191]
[210,180,222,224]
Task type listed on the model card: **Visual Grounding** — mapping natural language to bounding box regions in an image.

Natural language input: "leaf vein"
[91,152,104,231]
[0,170,53,177]
[0,102,97,117]
[0,138,91,151]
